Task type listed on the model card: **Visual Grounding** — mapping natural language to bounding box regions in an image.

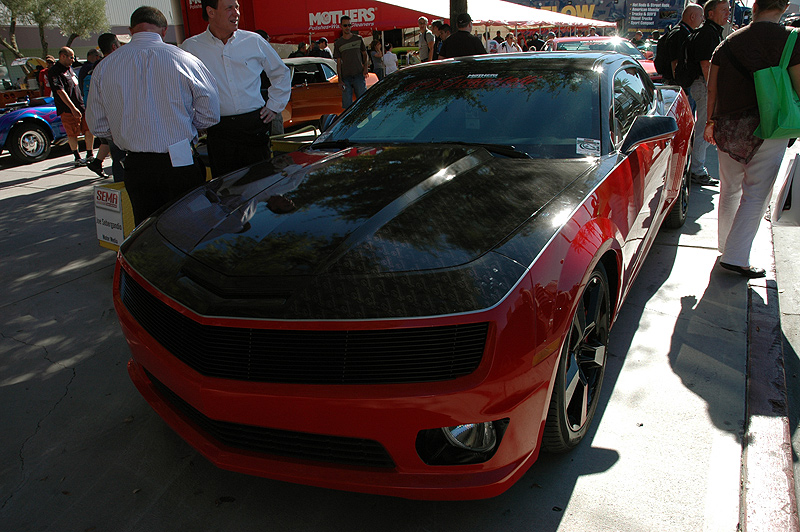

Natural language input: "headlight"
[442,422,497,452]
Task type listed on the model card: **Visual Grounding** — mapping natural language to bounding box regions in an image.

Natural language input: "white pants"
[717,138,788,266]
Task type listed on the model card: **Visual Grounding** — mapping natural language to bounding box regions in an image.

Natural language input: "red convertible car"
[114,53,693,500]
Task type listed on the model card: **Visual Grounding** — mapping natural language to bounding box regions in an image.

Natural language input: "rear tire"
[8,123,51,163]
[665,150,691,229]
[542,262,611,453]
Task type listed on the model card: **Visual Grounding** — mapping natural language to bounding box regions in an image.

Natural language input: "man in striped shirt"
[86,6,220,226]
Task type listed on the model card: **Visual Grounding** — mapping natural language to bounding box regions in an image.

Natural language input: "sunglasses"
[342,23,351,27]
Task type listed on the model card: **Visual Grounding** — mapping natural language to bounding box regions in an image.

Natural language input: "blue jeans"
[341,75,367,109]
[689,79,708,175]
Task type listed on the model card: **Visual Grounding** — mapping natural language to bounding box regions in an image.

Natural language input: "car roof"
[283,57,337,70]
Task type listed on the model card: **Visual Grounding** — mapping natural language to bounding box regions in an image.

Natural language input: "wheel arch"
[9,116,56,142]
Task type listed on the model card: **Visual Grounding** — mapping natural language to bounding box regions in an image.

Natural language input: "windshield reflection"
[317,64,601,159]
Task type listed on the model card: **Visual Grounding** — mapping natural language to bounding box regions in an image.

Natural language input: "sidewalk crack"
[0,332,77,510]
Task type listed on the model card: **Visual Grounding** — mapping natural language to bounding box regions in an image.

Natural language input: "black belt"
[219,109,261,123]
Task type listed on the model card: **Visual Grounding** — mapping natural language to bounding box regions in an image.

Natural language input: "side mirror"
[620,115,678,155]
[319,114,338,132]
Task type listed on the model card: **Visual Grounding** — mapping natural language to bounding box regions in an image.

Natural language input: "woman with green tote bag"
[704,0,800,278]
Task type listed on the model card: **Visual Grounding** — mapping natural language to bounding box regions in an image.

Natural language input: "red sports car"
[546,36,662,82]
[114,53,693,500]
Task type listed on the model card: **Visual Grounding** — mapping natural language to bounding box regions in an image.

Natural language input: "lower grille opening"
[145,370,396,469]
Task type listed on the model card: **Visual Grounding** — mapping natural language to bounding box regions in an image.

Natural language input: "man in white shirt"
[499,33,523,53]
[182,0,291,177]
[86,6,220,225]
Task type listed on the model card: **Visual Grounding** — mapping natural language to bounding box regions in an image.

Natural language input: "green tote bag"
[754,29,800,139]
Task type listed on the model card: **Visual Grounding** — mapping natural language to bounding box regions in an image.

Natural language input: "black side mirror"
[319,114,338,132]
[620,115,678,155]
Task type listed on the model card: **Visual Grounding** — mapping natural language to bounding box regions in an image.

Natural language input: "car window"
[612,66,652,145]
[318,66,602,159]
[321,63,336,80]
[291,63,326,85]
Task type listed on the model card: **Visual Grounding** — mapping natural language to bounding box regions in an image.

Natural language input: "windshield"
[556,39,646,60]
[316,64,601,159]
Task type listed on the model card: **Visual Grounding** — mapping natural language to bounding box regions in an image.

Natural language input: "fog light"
[442,422,497,452]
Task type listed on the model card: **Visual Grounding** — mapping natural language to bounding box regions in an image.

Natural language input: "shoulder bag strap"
[780,29,799,69]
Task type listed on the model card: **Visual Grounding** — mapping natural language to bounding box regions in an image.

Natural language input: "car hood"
[122,144,601,319]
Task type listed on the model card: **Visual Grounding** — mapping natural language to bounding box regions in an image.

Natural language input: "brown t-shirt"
[333,35,366,78]
[711,22,800,117]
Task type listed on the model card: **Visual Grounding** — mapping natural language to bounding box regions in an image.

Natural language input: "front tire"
[542,262,611,453]
[8,123,51,163]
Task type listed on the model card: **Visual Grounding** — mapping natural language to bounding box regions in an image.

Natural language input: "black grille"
[120,269,488,384]
[147,371,395,468]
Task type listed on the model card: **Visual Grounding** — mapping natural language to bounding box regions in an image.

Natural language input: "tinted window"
[613,67,652,144]
[318,65,602,159]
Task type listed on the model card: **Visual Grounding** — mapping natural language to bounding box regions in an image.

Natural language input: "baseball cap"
[318,37,327,43]
[456,13,472,26]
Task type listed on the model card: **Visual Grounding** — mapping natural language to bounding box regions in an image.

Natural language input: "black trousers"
[123,152,205,226]
[206,110,271,178]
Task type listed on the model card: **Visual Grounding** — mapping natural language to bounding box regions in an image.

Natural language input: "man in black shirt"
[687,0,729,185]
[665,4,704,84]
[439,14,487,59]
[49,47,95,167]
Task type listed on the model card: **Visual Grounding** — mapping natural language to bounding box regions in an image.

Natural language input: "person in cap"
[38,55,55,97]
[439,14,487,59]
[311,37,333,58]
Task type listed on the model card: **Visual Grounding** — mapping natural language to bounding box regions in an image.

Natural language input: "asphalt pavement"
[0,144,798,531]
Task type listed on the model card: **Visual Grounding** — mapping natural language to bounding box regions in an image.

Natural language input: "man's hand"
[260,105,276,123]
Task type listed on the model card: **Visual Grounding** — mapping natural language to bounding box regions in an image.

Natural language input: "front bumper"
[116,261,556,500]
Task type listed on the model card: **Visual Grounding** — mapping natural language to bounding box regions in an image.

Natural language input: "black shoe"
[720,262,766,278]
[87,158,108,178]
[691,173,719,186]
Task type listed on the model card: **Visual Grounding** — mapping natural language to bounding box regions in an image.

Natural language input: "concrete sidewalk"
[0,145,796,531]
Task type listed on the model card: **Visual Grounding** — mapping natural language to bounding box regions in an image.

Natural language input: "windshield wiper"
[431,141,531,159]
[311,139,354,149]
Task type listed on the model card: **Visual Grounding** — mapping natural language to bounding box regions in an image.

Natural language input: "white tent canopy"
[378,0,617,28]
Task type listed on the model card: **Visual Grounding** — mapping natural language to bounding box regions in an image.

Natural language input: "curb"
[741,223,799,532]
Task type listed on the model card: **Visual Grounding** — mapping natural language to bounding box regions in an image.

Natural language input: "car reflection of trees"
[192,67,601,276]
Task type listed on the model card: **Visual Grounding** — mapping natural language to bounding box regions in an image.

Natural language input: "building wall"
[1,0,187,64]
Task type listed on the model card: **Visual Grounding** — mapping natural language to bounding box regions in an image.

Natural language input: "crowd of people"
[43,0,796,278]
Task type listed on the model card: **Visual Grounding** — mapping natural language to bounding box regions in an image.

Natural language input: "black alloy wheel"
[665,149,691,229]
[543,262,611,452]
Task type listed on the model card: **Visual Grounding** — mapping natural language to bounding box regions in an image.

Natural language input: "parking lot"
[0,144,795,531]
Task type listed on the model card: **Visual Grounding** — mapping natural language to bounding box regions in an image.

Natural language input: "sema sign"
[309,8,376,29]
[95,187,121,212]
[94,184,125,247]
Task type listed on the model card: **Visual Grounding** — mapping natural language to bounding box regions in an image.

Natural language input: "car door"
[612,66,672,288]
[289,62,344,127]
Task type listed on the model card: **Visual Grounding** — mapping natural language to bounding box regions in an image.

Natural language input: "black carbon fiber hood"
[120,145,601,319]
